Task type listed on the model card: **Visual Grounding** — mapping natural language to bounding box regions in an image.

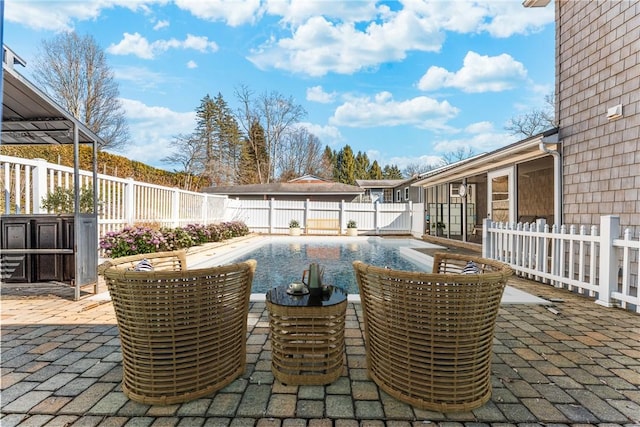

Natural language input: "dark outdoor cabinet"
[32,216,63,281]
[0,215,75,283]
[62,217,75,282]
[1,217,32,282]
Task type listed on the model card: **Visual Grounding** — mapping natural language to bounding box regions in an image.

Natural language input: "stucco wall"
[557,0,640,227]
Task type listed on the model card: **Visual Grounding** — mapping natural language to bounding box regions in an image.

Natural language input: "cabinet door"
[1,218,31,282]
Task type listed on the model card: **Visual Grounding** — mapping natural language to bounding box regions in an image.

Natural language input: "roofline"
[414,129,559,187]
[206,191,364,196]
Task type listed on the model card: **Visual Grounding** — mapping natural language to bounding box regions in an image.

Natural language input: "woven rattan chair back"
[353,252,513,412]
[100,251,256,405]
[97,250,188,274]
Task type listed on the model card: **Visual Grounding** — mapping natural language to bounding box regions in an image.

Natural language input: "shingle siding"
[558,0,640,227]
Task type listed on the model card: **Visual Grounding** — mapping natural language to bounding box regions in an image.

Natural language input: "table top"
[266,284,347,307]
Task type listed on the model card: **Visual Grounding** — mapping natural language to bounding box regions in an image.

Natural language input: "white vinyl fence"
[484,216,639,312]
[225,198,418,236]
[2,154,637,312]
[1,155,418,239]
[1,155,231,239]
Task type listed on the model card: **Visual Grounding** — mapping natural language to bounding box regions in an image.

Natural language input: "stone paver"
[1,243,639,426]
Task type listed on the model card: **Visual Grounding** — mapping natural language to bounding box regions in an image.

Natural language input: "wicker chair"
[99,251,257,405]
[353,252,513,412]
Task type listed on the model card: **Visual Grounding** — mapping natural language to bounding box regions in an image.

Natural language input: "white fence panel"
[486,216,638,313]
[378,202,411,233]
[411,203,425,238]
[343,202,374,231]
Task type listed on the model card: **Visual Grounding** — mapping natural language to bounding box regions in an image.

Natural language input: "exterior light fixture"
[606,104,623,120]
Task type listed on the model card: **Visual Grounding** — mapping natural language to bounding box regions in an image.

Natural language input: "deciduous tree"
[277,127,325,181]
[235,85,306,183]
[32,32,129,150]
[505,93,557,137]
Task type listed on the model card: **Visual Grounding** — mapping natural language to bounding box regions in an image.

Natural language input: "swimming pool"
[194,236,442,295]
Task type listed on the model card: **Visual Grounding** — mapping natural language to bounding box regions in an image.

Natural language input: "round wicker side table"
[266,285,347,386]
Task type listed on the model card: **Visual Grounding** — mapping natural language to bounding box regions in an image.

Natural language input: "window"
[396,190,401,202]
[404,187,409,200]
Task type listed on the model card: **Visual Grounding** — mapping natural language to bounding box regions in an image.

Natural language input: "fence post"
[305,199,310,231]
[32,158,48,213]
[482,217,491,258]
[270,198,275,234]
[172,188,180,227]
[596,215,620,307]
[536,219,547,282]
[201,194,208,224]
[340,200,346,233]
[375,202,381,235]
[124,178,135,226]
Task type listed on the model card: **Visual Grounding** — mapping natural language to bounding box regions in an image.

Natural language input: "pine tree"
[382,164,403,179]
[369,161,383,179]
[195,93,241,186]
[336,145,356,185]
[355,151,371,180]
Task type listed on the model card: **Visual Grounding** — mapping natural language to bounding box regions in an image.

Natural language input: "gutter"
[539,132,562,226]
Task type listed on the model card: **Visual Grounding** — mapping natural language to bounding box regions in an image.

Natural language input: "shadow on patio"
[1,265,639,426]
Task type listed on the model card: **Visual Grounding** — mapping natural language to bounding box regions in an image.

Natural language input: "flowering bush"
[180,223,210,245]
[99,221,250,258]
[159,226,194,251]
[99,225,167,258]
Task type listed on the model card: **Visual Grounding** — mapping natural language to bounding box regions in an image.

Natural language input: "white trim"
[487,167,515,223]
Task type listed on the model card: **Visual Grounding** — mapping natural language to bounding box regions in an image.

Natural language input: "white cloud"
[480,1,554,38]
[306,86,336,104]
[417,51,527,93]
[247,1,552,76]
[174,0,263,26]
[115,98,196,168]
[187,60,198,69]
[153,19,170,30]
[465,121,494,134]
[113,66,188,91]
[107,32,218,59]
[330,92,459,129]
[433,131,518,155]
[387,155,445,172]
[297,122,343,146]
[264,0,380,26]
[4,0,167,32]
[248,11,443,76]
[108,33,155,59]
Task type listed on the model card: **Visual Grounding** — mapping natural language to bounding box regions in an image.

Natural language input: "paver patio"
[1,240,639,426]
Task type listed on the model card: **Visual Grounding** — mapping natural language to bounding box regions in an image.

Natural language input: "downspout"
[539,132,562,226]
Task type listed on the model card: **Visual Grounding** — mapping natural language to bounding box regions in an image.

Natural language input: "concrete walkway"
[1,242,639,426]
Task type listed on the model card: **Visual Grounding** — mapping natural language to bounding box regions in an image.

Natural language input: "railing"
[1,155,417,239]
[225,198,416,235]
[3,155,637,312]
[484,216,639,313]
[1,155,230,239]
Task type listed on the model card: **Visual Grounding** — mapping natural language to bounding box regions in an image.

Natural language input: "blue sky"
[2,0,555,173]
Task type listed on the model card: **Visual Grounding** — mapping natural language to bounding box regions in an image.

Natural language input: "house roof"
[288,174,331,183]
[356,178,414,188]
[203,181,364,196]
[414,128,559,187]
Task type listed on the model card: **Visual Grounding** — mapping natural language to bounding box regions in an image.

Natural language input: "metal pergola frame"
[2,44,102,300]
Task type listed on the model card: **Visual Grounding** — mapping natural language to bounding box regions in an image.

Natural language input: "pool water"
[215,237,437,294]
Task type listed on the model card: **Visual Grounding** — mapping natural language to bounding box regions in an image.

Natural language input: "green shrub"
[41,186,101,214]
